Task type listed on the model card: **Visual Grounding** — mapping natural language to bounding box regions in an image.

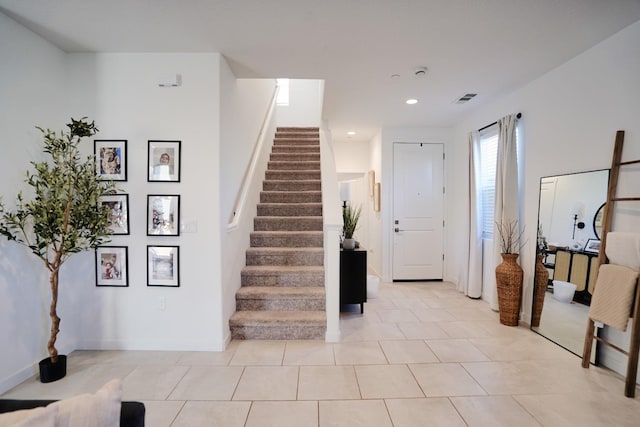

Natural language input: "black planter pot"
[39,355,67,383]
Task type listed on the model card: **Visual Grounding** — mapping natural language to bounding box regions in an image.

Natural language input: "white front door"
[393,143,444,280]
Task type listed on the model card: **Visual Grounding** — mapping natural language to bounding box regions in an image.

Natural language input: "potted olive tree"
[0,118,116,382]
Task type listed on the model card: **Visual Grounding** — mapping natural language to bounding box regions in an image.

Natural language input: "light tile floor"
[3,281,640,426]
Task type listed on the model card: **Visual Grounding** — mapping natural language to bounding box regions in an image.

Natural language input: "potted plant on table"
[0,118,116,382]
[495,219,526,326]
[342,204,361,250]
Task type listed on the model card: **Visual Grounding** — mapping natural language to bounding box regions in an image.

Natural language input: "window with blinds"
[479,126,498,239]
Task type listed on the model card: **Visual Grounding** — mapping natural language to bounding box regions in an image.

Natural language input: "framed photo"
[99,194,129,235]
[95,140,127,181]
[584,238,601,254]
[368,170,375,197]
[95,246,128,287]
[374,182,381,212]
[147,194,180,236]
[148,140,181,182]
[147,245,179,287]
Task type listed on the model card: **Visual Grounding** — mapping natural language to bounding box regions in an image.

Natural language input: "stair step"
[230,311,326,340]
[241,265,324,287]
[260,191,322,203]
[273,138,320,146]
[265,170,321,180]
[277,127,319,133]
[254,216,322,231]
[262,180,321,191]
[257,203,322,217]
[250,231,324,248]
[236,286,325,311]
[272,145,320,154]
[268,161,320,170]
[246,247,324,266]
[270,153,320,162]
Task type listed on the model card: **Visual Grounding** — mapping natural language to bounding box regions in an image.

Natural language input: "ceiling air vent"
[455,93,477,104]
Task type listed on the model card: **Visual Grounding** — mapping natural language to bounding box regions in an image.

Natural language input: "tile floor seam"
[446,396,472,427]
[164,365,192,401]
[230,366,247,401]
[167,400,187,427]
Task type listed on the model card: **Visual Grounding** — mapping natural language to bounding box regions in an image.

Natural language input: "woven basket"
[495,253,523,326]
[531,254,549,327]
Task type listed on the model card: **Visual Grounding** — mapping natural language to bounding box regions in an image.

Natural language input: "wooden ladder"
[581,130,640,397]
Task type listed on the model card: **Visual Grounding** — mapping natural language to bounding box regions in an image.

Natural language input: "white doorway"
[392,143,444,280]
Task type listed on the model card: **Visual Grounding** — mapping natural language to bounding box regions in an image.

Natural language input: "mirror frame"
[593,202,606,240]
[531,168,610,358]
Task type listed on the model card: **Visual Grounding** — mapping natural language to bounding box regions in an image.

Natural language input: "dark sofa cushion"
[0,399,145,427]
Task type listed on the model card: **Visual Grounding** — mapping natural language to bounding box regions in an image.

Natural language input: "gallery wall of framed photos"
[94,139,183,288]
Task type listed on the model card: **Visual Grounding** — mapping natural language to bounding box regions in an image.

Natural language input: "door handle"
[395,227,400,233]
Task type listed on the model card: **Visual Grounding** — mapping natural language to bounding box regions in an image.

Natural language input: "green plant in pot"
[0,118,116,382]
[342,204,361,250]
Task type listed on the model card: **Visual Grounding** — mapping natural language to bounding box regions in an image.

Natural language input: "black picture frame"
[99,193,130,235]
[584,238,601,254]
[147,245,180,287]
[147,194,180,236]
[95,139,127,181]
[148,140,181,182]
[95,246,128,287]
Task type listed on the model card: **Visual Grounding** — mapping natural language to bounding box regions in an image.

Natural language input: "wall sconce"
[572,202,585,239]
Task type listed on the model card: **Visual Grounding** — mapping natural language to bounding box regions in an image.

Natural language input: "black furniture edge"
[0,399,145,427]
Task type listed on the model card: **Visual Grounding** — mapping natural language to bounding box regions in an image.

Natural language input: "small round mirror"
[593,202,606,240]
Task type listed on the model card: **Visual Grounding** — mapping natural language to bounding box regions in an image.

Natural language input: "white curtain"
[490,113,520,310]
[460,130,483,297]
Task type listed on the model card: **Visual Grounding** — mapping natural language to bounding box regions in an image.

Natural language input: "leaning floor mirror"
[532,169,609,361]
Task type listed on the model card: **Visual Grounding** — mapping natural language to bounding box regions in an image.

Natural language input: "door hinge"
[442,254,445,261]
[443,220,445,228]
[443,186,445,194]
[443,152,445,160]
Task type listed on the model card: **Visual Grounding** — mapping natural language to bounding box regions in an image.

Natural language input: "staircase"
[229,127,326,340]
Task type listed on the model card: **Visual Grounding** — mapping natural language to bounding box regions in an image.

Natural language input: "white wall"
[448,21,640,379]
[367,132,383,276]
[0,12,73,392]
[277,79,324,127]
[0,20,277,390]
[219,58,277,342]
[333,139,372,255]
[64,52,224,351]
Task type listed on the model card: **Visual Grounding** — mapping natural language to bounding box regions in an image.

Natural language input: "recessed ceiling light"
[391,74,400,78]
[347,131,356,136]
[406,98,418,105]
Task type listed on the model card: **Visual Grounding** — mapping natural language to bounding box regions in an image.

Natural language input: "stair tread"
[258,202,322,206]
[256,215,323,219]
[246,247,323,253]
[237,286,325,298]
[230,310,326,324]
[263,180,321,183]
[243,265,324,272]
[251,230,323,234]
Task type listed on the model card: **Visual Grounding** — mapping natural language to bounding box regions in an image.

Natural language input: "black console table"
[340,248,367,313]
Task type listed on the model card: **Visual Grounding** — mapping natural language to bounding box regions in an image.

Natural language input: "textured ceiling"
[1,0,639,143]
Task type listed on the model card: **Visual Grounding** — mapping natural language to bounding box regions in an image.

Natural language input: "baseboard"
[0,364,36,395]
[325,330,341,342]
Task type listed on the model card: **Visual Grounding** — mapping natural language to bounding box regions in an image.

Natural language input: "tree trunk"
[47,268,60,362]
